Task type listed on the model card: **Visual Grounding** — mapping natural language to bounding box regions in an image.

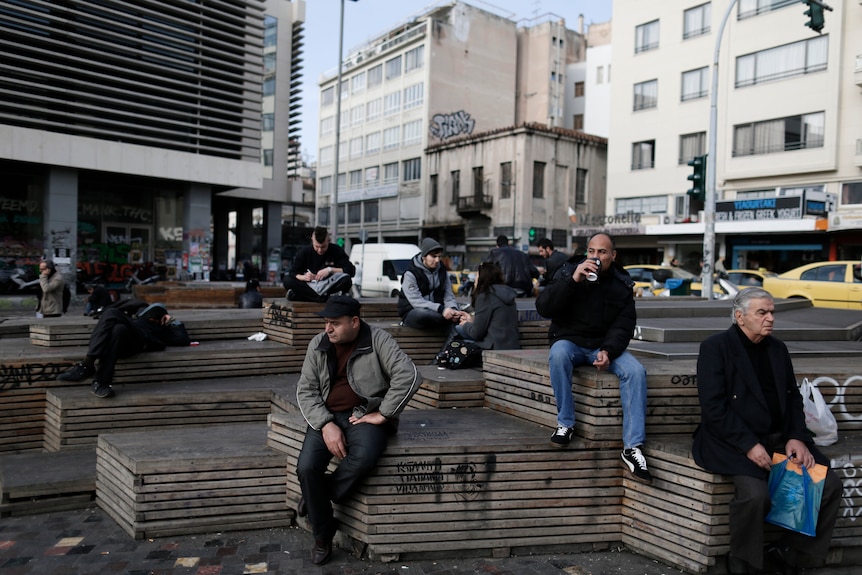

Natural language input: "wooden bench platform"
[29,308,265,347]
[44,374,297,451]
[0,449,97,517]
[132,282,285,308]
[407,366,485,410]
[97,423,292,540]
[267,407,625,561]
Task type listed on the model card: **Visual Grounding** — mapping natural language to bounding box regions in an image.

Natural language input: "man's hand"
[313,267,333,281]
[785,439,815,469]
[593,349,610,371]
[442,307,461,322]
[746,443,772,471]
[349,412,387,426]
[160,314,172,326]
[322,421,347,459]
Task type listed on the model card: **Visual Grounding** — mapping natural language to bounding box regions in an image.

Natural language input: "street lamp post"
[330,0,357,244]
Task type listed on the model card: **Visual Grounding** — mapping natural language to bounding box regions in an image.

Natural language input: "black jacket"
[288,244,355,278]
[541,249,568,286]
[485,246,539,296]
[691,326,825,479]
[535,256,636,360]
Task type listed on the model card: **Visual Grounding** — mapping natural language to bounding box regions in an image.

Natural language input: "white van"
[349,243,420,298]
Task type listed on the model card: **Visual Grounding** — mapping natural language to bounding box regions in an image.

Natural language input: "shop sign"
[572,210,645,237]
[716,197,802,222]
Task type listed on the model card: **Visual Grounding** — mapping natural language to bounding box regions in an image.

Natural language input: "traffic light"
[802,0,831,34]
[336,237,345,248]
[528,228,537,244]
[687,155,707,202]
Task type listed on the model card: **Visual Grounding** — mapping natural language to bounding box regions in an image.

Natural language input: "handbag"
[800,378,838,446]
[765,453,827,537]
[435,338,483,370]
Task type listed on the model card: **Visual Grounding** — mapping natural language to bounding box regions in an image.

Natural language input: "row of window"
[636,0,797,54]
[632,111,825,170]
[321,45,424,106]
[633,35,827,110]
[319,157,422,193]
[318,200,380,227]
[320,82,425,135]
[319,120,424,165]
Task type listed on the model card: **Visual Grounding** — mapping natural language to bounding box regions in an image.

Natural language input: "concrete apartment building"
[605,0,862,273]
[315,1,608,267]
[0,0,306,294]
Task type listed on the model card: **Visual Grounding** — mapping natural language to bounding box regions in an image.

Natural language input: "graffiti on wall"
[429,110,475,141]
[394,454,495,502]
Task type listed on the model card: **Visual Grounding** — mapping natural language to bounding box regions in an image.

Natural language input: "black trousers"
[86,308,146,384]
[283,275,352,303]
[295,411,389,540]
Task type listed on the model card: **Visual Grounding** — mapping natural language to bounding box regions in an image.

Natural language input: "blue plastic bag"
[765,454,825,537]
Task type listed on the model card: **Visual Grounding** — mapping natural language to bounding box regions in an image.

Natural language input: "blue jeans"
[548,339,647,448]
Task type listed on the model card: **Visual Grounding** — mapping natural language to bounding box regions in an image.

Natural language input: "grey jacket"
[39,272,65,316]
[461,284,521,350]
[296,321,420,431]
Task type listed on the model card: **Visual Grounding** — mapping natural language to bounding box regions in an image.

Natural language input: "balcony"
[457,194,493,216]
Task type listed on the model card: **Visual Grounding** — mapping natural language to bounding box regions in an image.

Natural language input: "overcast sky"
[298,0,613,162]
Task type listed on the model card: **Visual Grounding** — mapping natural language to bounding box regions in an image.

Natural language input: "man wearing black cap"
[295,294,420,565]
[484,234,539,297]
[397,237,462,329]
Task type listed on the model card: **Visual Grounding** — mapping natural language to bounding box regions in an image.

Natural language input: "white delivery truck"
[349,243,420,298]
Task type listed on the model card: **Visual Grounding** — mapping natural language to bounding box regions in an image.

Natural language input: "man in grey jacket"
[397,237,462,329]
[295,295,420,565]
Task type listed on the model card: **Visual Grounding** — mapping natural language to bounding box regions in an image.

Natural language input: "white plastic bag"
[800,378,838,446]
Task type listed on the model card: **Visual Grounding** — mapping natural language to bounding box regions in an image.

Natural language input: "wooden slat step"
[0,449,97,517]
[96,423,292,539]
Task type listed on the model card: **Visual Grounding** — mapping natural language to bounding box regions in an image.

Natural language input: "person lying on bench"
[295,295,419,565]
[56,300,190,398]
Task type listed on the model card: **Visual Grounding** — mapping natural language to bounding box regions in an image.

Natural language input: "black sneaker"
[58,361,95,382]
[91,381,114,399]
[286,289,296,301]
[621,446,653,483]
[550,425,574,448]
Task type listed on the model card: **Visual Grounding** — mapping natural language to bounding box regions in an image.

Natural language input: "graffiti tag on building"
[429,110,475,141]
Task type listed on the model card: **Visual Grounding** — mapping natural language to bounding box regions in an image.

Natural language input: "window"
[319,146,333,166]
[473,166,484,196]
[348,202,362,224]
[321,86,334,106]
[681,67,709,101]
[366,98,382,122]
[349,169,362,189]
[385,55,402,79]
[403,158,421,181]
[339,79,349,100]
[367,64,383,87]
[319,176,332,196]
[405,45,424,72]
[402,119,422,146]
[736,36,827,88]
[500,162,512,199]
[733,112,824,156]
[574,81,585,97]
[263,77,275,96]
[800,264,845,282]
[573,114,584,130]
[340,110,348,130]
[365,132,381,154]
[679,132,707,164]
[317,207,330,227]
[738,0,798,20]
[451,170,460,204]
[430,174,438,206]
[532,161,545,198]
[403,82,424,109]
[384,91,401,116]
[351,71,366,94]
[364,200,379,223]
[349,137,362,158]
[635,20,659,53]
[365,166,379,185]
[683,3,711,39]
[350,105,363,126]
[264,15,277,48]
[615,196,668,214]
[575,168,587,204]
[842,182,862,205]
[338,141,347,162]
[264,54,276,76]
[383,162,399,183]
[632,140,656,170]
[383,126,400,150]
[320,116,334,135]
[596,66,604,84]
[262,113,275,131]
[263,149,273,166]
[337,172,346,190]
[633,80,658,111]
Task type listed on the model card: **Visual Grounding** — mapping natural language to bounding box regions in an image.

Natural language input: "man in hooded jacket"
[397,238,462,330]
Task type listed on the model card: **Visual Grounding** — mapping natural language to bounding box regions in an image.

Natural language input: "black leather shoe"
[297,495,307,517]
[765,544,801,575]
[310,536,332,565]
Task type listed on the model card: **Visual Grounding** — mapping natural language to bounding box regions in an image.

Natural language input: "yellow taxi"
[724,269,777,288]
[761,261,862,308]
[448,272,461,295]
[624,265,731,297]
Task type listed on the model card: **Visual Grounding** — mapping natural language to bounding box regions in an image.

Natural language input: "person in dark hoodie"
[535,232,651,484]
[397,238,462,330]
[455,261,520,351]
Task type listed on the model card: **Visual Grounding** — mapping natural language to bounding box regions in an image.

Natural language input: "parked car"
[761,261,862,309]
[724,269,777,288]
[448,272,461,295]
[624,265,730,298]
